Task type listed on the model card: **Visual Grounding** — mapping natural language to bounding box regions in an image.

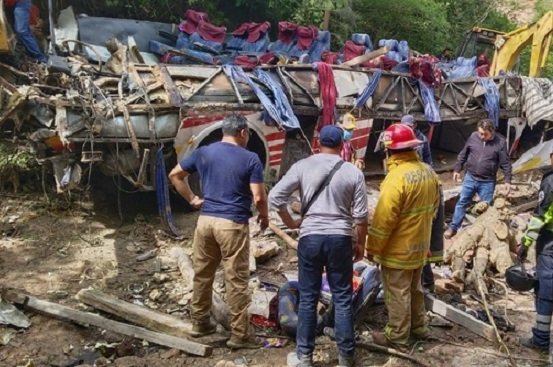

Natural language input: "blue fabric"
[297,234,354,359]
[533,253,553,346]
[149,40,215,64]
[355,70,382,108]
[442,56,476,80]
[13,0,47,63]
[176,33,190,49]
[223,66,300,130]
[418,81,441,123]
[268,40,296,55]
[155,147,182,237]
[179,142,264,224]
[415,129,433,166]
[398,40,409,61]
[352,33,373,51]
[392,61,410,73]
[479,78,500,127]
[308,31,330,62]
[189,32,224,53]
[449,173,496,231]
[378,39,399,51]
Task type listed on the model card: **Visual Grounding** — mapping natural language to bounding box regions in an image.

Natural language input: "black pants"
[422,263,434,289]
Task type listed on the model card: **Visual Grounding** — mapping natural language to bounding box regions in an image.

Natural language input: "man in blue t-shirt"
[169,114,269,349]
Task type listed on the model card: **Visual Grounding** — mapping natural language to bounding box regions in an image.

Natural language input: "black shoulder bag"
[301,160,345,217]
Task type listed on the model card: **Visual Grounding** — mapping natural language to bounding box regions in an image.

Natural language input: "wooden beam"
[268,222,298,250]
[425,294,496,341]
[3,291,212,357]
[342,47,388,67]
[76,288,193,338]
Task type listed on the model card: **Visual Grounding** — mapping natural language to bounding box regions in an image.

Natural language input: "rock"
[152,273,170,283]
[149,289,162,301]
[435,278,464,293]
[160,348,181,359]
[177,291,193,306]
[94,357,110,367]
[471,201,489,215]
[113,356,147,367]
[214,361,236,367]
[251,241,280,263]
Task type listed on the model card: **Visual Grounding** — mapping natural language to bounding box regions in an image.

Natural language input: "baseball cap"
[319,125,344,148]
[400,114,415,127]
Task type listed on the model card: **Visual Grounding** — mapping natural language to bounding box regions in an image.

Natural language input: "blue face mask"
[343,129,353,141]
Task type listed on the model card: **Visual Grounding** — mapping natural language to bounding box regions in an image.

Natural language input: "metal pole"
[47,0,56,56]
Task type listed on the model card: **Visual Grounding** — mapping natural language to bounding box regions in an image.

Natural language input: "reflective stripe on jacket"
[367,151,440,269]
[523,170,553,252]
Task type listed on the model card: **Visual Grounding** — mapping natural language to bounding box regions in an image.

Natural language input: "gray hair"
[222,114,248,136]
[477,118,496,132]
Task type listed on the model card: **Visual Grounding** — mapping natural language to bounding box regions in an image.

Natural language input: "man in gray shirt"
[269,125,368,367]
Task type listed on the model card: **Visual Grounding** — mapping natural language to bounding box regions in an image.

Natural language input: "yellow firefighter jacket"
[367,151,440,269]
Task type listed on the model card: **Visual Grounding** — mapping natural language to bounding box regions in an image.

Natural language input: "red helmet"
[382,124,422,150]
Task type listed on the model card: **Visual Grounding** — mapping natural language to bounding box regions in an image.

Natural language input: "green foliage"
[350,0,450,54]
[0,143,36,173]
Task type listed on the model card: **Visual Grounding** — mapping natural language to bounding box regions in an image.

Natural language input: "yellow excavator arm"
[490,11,553,77]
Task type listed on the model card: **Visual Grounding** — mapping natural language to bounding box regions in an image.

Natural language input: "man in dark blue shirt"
[169,114,268,349]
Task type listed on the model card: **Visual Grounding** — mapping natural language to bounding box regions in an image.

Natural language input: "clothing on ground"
[269,153,368,238]
[453,131,512,183]
[179,141,263,224]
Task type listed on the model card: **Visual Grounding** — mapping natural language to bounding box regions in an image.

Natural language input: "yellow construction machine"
[457,11,552,77]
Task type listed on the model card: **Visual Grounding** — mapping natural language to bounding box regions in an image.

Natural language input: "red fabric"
[277,21,298,44]
[321,51,339,64]
[340,141,353,162]
[409,55,440,86]
[197,21,227,43]
[29,4,39,26]
[233,22,270,43]
[259,52,277,65]
[343,40,365,61]
[476,64,490,77]
[160,52,174,64]
[380,56,399,71]
[234,55,259,68]
[179,9,209,34]
[3,0,18,7]
[315,62,337,129]
[296,26,318,50]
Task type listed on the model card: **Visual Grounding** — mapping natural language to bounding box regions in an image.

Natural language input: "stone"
[251,241,280,263]
[113,356,146,367]
[148,289,162,301]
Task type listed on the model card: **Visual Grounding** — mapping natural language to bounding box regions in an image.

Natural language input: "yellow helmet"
[342,113,356,130]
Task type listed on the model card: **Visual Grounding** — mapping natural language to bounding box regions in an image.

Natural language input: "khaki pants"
[381,266,427,345]
[190,215,251,340]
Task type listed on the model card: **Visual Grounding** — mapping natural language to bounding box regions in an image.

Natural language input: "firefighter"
[518,150,553,351]
[366,123,440,349]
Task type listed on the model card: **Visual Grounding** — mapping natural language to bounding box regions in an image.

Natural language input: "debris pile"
[444,182,539,291]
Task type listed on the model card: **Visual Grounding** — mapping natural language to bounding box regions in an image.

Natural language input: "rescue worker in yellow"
[366,123,440,349]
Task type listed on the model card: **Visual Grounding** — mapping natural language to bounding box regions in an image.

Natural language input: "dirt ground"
[0,175,551,367]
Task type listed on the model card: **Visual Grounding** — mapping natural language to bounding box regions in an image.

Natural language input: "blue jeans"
[297,234,354,358]
[13,0,47,63]
[449,174,495,231]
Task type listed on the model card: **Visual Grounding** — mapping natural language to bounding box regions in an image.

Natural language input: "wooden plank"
[268,222,298,250]
[425,294,496,341]
[3,291,211,357]
[76,288,194,337]
[154,65,184,107]
[342,47,388,67]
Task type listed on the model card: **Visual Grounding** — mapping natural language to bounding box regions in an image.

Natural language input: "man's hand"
[353,243,365,263]
[354,159,365,170]
[189,195,204,209]
[516,244,528,262]
[453,171,462,183]
[503,183,511,197]
[257,214,269,231]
